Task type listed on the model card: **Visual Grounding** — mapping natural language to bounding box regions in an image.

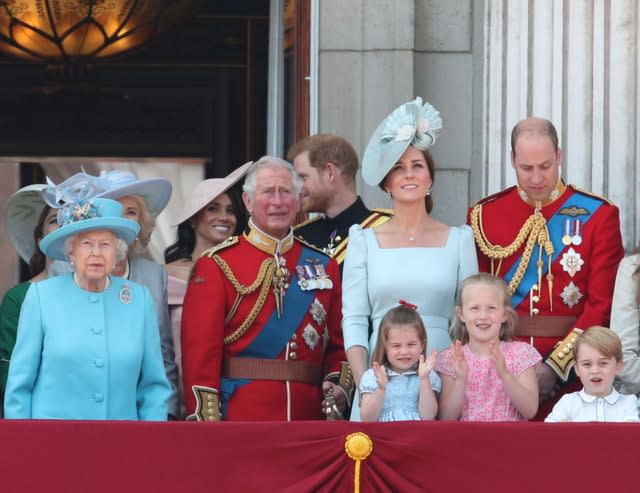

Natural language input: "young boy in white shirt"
[545,326,639,422]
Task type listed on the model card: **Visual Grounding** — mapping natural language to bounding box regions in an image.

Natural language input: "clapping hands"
[450,340,469,381]
[371,361,389,391]
[489,340,508,377]
[418,350,437,380]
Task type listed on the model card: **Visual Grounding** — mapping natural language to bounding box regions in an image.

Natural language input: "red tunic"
[469,185,624,359]
[181,228,345,421]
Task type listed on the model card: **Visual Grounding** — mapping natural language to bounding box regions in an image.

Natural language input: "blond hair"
[370,305,427,366]
[450,273,518,344]
[126,195,155,255]
[572,326,623,362]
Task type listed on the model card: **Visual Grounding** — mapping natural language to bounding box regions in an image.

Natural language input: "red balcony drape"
[1,419,636,493]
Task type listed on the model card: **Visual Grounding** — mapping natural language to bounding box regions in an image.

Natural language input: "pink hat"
[173,161,252,225]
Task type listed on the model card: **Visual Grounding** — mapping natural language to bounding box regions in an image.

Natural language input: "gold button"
[558,353,565,360]
[289,352,297,360]
[290,342,298,350]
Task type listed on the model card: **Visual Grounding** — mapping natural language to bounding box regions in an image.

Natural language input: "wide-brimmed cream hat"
[96,169,172,217]
[362,97,443,186]
[173,161,252,225]
[4,184,49,262]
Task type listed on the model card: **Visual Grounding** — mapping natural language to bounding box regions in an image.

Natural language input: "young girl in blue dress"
[359,302,440,422]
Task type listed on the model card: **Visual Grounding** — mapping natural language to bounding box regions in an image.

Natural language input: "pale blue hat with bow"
[96,169,172,217]
[362,97,443,186]
[39,173,140,261]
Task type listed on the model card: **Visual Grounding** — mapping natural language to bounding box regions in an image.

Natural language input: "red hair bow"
[399,300,417,310]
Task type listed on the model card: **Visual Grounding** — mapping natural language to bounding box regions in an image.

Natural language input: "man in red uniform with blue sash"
[468,117,624,419]
[181,156,350,421]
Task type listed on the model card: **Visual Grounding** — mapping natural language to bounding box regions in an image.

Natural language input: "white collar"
[577,387,620,404]
[386,364,419,376]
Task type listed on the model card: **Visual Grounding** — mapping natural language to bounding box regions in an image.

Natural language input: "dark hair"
[28,204,53,276]
[380,147,436,213]
[286,134,359,183]
[422,149,435,213]
[511,118,559,155]
[164,185,248,263]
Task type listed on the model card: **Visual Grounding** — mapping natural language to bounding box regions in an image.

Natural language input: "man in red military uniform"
[181,156,350,421]
[468,117,624,419]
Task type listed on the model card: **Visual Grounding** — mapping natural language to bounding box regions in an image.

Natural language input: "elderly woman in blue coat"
[48,170,181,418]
[3,192,170,420]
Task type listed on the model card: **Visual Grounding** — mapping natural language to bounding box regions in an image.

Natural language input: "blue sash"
[507,192,604,307]
[220,245,330,416]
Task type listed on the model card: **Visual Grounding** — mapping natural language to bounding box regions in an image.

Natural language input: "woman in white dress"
[342,98,478,420]
[610,249,640,397]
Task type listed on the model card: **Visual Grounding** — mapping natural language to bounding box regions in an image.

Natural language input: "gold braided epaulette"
[470,202,553,295]
[201,236,239,258]
[568,184,614,205]
[294,214,324,230]
[371,208,394,216]
[295,236,331,257]
[470,186,517,208]
[212,255,276,344]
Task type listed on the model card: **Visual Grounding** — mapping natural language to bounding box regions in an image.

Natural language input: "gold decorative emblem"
[344,430,373,459]
[559,206,589,217]
[559,247,584,277]
[272,254,290,318]
[310,298,327,326]
[560,281,583,308]
[345,432,373,493]
[302,323,320,350]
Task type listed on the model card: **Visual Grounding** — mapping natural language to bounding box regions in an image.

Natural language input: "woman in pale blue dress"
[342,98,478,420]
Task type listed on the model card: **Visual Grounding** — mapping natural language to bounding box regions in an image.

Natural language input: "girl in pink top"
[435,273,541,421]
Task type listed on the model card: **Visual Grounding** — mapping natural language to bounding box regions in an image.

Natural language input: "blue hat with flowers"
[362,97,443,186]
[39,173,140,261]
